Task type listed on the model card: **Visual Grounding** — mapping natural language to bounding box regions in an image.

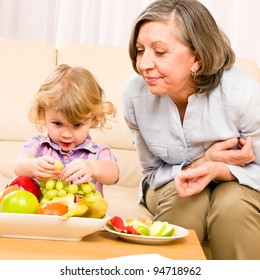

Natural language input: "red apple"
[6,176,41,200]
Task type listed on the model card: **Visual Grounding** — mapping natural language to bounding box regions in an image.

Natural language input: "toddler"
[15,64,119,195]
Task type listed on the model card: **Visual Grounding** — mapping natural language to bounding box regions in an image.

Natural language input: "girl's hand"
[31,155,61,179]
[61,158,94,184]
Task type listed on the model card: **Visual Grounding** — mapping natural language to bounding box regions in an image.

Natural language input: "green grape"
[45,179,56,190]
[67,184,78,194]
[77,190,85,195]
[66,192,74,197]
[60,179,69,188]
[84,191,95,198]
[55,180,64,191]
[54,160,63,171]
[58,189,67,197]
[41,188,48,196]
[40,197,50,205]
[87,181,96,191]
[46,189,58,200]
[39,180,47,189]
[81,183,93,194]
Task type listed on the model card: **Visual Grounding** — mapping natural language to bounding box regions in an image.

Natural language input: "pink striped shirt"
[21,134,117,195]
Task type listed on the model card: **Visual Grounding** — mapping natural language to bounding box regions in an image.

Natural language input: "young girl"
[15,64,119,195]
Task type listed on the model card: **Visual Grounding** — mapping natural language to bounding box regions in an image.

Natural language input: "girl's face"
[45,109,93,152]
[136,20,198,101]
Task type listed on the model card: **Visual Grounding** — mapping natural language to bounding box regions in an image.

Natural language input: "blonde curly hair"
[28,64,116,132]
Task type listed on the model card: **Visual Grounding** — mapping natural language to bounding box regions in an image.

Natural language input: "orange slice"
[37,202,68,216]
[0,185,21,203]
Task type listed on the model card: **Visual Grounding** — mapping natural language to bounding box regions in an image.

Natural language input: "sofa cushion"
[57,44,135,150]
[0,39,57,184]
[0,39,57,141]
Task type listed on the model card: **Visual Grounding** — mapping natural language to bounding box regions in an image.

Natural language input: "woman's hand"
[177,137,254,197]
[205,137,255,166]
[184,137,255,170]
[175,161,235,198]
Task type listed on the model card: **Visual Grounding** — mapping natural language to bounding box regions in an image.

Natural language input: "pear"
[83,190,108,219]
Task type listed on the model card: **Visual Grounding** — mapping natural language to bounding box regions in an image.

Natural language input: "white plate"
[0,212,108,241]
[104,223,189,245]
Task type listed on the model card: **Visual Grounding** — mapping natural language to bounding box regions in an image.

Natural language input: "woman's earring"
[191,69,197,79]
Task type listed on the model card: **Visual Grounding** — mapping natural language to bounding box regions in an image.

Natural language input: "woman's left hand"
[175,167,212,198]
[175,161,235,197]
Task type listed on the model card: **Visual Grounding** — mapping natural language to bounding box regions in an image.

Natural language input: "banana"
[52,194,89,220]
[51,191,108,220]
[61,202,89,220]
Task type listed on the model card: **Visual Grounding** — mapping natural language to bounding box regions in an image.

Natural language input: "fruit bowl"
[0,212,108,241]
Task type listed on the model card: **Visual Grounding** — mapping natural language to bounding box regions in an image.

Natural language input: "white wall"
[0,0,259,67]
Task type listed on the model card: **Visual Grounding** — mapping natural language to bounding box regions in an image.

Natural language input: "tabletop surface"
[0,229,206,260]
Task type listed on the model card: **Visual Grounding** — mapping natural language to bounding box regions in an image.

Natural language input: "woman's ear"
[191,53,202,73]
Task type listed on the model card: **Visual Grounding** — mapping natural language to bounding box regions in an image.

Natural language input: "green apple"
[1,190,39,214]
[149,221,175,237]
[160,224,175,237]
[149,221,168,236]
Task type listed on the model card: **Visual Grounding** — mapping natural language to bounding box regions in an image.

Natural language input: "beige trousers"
[145,181,260,260]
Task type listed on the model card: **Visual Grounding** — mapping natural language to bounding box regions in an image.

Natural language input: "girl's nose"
[61,129,72,138]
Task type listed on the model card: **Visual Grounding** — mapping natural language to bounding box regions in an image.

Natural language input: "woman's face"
[136,20,198,100]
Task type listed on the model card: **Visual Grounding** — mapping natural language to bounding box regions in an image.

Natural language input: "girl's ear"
[90,115,99,127]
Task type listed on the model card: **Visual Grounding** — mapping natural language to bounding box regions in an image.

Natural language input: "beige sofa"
[1,38,260,259]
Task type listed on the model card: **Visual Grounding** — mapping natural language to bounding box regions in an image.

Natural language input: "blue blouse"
[122,66,260,202]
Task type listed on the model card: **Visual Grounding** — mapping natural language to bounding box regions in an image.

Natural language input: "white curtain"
[0,0,259,67]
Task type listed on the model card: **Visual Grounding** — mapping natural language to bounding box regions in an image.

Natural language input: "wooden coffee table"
[0,229,206,260]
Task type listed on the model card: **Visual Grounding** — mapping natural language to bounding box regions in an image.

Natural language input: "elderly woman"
[123,0,260,259]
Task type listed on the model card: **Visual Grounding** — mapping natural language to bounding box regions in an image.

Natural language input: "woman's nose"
[138,51,155,71]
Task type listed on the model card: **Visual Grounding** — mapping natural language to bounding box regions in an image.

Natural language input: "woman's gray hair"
[129,0,235,93]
